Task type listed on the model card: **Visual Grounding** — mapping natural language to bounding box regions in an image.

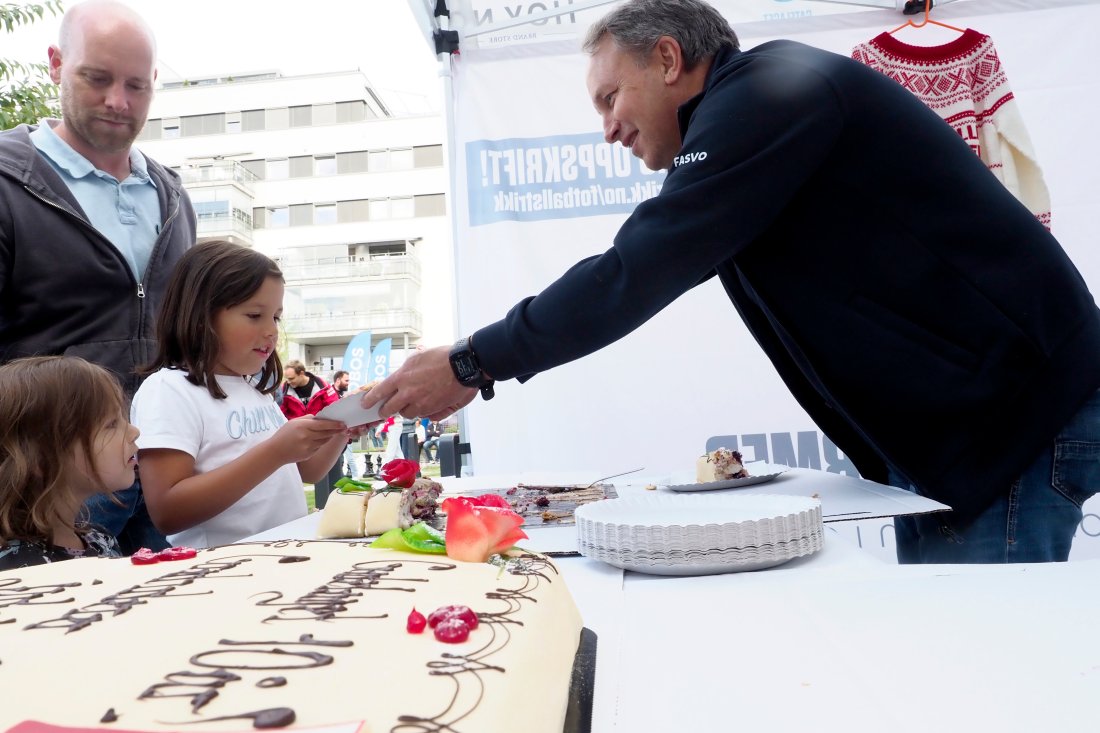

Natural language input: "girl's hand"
[271,416,348,464]
[345,424,369,440]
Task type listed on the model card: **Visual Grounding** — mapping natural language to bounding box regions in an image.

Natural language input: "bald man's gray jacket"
[0,123,196,397]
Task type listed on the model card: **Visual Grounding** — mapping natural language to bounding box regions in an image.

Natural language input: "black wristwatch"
[449,336,495,400]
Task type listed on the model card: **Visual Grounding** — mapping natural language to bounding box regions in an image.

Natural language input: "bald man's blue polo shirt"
[30,120,159,282]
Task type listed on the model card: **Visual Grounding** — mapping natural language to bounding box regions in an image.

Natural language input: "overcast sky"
[5,0,443,114]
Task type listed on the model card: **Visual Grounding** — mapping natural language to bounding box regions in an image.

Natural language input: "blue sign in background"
[341,332,391,391]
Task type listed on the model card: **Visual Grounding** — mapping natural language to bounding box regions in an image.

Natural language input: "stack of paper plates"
[575,494,823,576]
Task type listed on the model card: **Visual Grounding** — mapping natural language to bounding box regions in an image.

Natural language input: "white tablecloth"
[242,473,1100,733]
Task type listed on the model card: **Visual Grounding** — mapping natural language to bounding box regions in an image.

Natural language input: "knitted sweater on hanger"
[852,29,1052,229]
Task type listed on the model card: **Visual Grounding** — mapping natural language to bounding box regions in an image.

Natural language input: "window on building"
[337,199,370,223]
[289,156,313,178]
[315,155,337,176]
[414,144,444,167]
[193,200,230,220]
[266,206,289,228]
[390,148,414,170]
[225,111,241,134]
[336,100,367,123]
[290,105,312,127]
[368,150,389,172]
[233,207,253,227]
[336,151,368,174]
[139,119,162,141]
[313,103,337,126]
[253,207,265,228]
[266,107,289,130]
[266,159,289,180]
[390,197,414,218]
[290,204,313,227]
[242,109,265,132]
[162,117,180,139]
[241,159,265,179]
[181,113,225,137]
[414,193,447,217]
[314,203,337,225]
[368,199,389,220]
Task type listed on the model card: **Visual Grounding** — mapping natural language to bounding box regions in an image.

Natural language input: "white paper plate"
[315,394,382,426]
[666,462,790,492]
[586,554,798,576]
[574,494,823,575]
[576,492,814,526]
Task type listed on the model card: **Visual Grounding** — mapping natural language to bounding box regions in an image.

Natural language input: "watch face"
[451,353,479,383]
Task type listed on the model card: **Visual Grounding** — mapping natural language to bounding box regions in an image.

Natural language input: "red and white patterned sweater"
[852,29,1052,230]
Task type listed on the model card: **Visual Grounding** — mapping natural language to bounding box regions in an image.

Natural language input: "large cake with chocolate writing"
[0,541,588,732]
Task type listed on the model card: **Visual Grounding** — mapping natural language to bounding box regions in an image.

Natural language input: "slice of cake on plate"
[696,447,750,483]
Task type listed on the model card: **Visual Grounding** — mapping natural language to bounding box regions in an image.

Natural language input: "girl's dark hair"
[0,356,125,545]
[143,239,284,399]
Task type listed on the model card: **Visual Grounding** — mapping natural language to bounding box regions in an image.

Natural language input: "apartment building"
[137,69,452,375]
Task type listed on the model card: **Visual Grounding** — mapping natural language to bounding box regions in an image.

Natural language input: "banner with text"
[466,132,662,225]
[341,332,392,392]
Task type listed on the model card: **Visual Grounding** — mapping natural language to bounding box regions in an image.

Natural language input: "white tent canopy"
[405,0,1100,487]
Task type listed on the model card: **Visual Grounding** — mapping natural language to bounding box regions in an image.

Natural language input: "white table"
[244,473,1100,732]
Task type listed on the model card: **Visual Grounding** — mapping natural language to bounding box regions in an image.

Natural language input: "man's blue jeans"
[891,388,1100,564]
[84,477,169,555]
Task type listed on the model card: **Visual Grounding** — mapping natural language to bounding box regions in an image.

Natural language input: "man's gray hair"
[582,0,739,68]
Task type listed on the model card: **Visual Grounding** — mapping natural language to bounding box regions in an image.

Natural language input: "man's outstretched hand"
[360,345,478,420]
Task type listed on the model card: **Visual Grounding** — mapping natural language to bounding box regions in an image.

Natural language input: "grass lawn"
[303,452,442,512]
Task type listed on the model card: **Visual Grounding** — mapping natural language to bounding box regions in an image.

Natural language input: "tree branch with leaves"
[1,1,65,130]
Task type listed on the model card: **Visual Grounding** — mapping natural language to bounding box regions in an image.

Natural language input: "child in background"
[0,356,138,570]
[132,240,355,548]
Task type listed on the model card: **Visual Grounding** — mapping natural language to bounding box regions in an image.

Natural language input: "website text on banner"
[467,132,663,225]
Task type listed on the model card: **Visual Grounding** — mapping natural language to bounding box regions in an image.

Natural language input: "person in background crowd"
[131,241,354,547]
[331,370,361,479]
[0,0,197,555]
[364,0,1100,565]
[421,421,443,464]
[277,360,342,508]
[400,416,421,462]
[280,361,340,419]
[0,357,138,570]
[379,415,402,463]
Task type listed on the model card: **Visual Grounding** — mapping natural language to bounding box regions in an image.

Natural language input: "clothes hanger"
[889,0,965,34]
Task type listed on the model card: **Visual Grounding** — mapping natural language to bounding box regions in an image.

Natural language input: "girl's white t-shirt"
[131,368,307,548]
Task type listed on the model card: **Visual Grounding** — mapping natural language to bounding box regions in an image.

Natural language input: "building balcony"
[196,215,254,246]
[284,308,423,341]
[279,255,421,284]
[179,160,258,194]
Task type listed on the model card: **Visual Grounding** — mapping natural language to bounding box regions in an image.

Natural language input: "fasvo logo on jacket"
[673,151,708,168]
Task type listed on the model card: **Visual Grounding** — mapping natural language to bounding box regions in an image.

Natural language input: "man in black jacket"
[0,0,196,553]
[365,0,1100,563]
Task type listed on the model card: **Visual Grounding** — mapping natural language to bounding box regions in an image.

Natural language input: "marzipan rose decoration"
[441,496,528,563]
[379,458,419,488]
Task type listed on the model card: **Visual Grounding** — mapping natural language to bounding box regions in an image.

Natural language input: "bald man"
[0,0,196,554]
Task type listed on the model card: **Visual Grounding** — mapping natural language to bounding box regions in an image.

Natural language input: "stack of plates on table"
[575,493,823,576]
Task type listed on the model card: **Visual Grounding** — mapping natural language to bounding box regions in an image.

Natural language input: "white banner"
[440,0,1100,556]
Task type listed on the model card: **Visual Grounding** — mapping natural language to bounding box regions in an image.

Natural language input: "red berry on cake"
[407,607,427,634]
[434,617,471,644]
[428,604,479,630]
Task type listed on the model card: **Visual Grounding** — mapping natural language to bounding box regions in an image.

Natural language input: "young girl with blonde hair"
[132,240,355,548]
[0,356,139,570]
